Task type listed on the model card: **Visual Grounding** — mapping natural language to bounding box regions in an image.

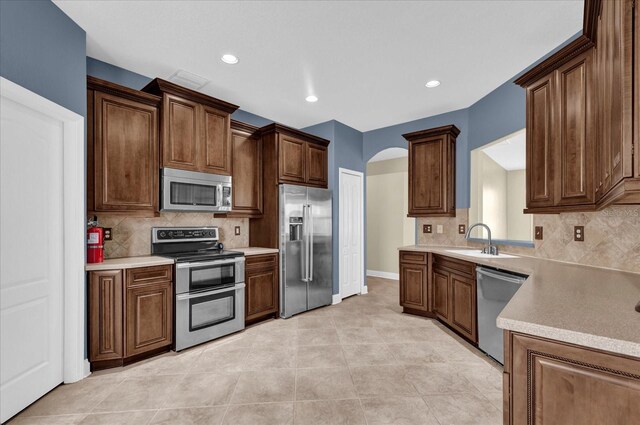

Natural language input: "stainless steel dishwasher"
[476,266,528,364]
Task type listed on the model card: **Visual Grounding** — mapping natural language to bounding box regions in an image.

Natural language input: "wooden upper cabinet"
[163,94,199,171]
[261,123,330,188]
[526,74,555,209]
[142,78,239,175]
[556,50,595,206]
[201,105,231,174]
[87,77,161,216]
[230,120,263,217]
[635,0,640,179]
[516,0,639,211]
[403,125,459,217]
[279,135,306,184]
[305,143,328,187]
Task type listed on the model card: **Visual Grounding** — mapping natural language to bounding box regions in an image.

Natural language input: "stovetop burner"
[150,226,244,262]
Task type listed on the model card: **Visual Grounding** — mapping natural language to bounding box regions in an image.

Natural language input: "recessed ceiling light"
[305,95,318,103]
[221,54,238,64]
[425,80,441,88]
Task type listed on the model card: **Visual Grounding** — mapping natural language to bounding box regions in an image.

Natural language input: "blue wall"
[0,0,86,116]
[86,57,275,127]
[303,120,366,294]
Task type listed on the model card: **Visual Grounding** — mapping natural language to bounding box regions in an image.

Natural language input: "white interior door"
[1,87,66,421]
[339,168,363,299]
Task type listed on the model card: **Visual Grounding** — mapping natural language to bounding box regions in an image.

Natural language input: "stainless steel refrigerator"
[279,184,332,318]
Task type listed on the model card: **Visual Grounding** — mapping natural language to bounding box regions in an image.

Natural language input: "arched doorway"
[366,148,415,281]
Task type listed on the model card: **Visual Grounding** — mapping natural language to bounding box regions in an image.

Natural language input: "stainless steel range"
[151,227,245,351]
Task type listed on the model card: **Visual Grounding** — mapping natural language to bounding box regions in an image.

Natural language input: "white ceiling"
[368,147,408,163]
[481,130,526,171]
[54,0,583,132]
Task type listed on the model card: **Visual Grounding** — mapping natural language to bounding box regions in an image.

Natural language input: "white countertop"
[234,247,280,256]
[86,256,174,271]
[399,245,640,358]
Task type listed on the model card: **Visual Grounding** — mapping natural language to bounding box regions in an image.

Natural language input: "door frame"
[338,167,365,301]
[1,77,87,383]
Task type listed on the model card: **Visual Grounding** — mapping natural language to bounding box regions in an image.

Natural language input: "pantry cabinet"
[142,78,239,175]
[245,253,279,324]
[229,120,263,217]
[503,331,640,425]
[88,265,173,370]
[403,125,459,217]
[87,77,161,216]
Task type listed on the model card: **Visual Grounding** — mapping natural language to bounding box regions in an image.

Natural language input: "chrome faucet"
[466,223,499,255]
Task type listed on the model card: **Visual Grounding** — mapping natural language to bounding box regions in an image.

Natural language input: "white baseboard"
[83,359,91,379]
[361,285,368,294]
[332,294,342,305]
[367,269,399,280]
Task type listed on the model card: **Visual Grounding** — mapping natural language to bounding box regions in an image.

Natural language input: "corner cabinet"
[229,120,263,217]
[87,76,161,216]
[503,331,640,425]
[399,251,477,345]
[88,264,173,370]
[516,0,640,212]
[245,253,279,324]
[142,78,239,175]
[403,125,459,217]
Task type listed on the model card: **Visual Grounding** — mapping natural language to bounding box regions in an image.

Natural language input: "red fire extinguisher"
[87,218,104,263]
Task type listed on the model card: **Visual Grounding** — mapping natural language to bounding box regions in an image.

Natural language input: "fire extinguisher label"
[88,233,100,244]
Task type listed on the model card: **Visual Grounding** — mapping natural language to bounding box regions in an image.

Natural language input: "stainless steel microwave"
[161,168,232,212]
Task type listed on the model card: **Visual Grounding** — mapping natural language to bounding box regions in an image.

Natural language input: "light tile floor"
[10,277,503,425]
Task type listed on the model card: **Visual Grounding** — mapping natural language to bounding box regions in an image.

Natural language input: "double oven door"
[175,257,245,351]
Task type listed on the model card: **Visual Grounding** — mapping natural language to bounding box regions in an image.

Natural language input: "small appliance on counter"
[87,217,104,263]
[151,226,245,351]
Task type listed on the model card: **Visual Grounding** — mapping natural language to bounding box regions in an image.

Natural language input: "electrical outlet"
[436,225,444,234]
[234,226,241,236]
[574,226,584,242]
[534,226,543,240]
[103,228,112,241]
[458,224,466,234]
[423,224,432,234]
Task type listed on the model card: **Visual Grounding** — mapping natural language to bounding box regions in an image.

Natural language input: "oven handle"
[176,283,245,301]
[176,257,245,269]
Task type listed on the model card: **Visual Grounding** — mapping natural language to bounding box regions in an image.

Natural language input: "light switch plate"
[574,226,584,242]
[423,224,432,234]
[234,226,241,236]
[436,225,444,234]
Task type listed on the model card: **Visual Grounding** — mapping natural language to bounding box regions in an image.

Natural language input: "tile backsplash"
[417,206,640,273]
[97,213,249,259]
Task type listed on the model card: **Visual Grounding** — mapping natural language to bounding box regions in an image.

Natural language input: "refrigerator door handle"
[309,204,314,282]
[302,204,309,282]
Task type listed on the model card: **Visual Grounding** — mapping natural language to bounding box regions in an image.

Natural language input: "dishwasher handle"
[476,267,527,285]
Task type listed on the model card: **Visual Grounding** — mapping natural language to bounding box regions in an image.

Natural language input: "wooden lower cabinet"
[89,270,123,362]
[245,253,279,324]
[504,331,640,425]
[400,251,477,344]
[88,265,173,370]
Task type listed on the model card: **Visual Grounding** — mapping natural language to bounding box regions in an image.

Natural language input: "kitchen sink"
[445,249,519,259]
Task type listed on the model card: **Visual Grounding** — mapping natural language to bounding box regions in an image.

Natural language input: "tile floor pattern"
[10,277,503,425]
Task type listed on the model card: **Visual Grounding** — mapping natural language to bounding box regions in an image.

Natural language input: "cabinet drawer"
[126,265,173,288]
[432,254,475,278]
[399,251,428,265]
[246,253,278,269]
